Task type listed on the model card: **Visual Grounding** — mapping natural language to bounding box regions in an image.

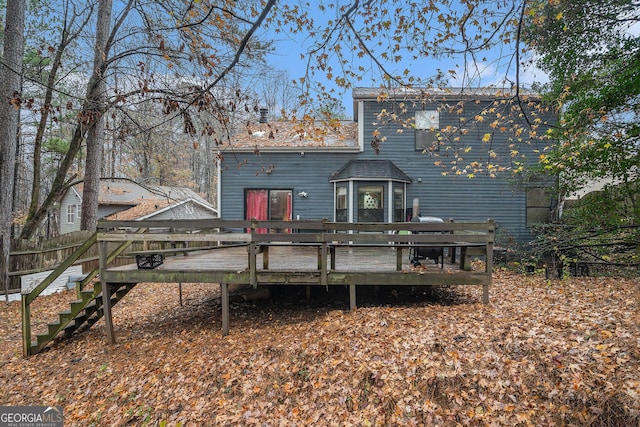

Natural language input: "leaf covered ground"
[1,269,639,426]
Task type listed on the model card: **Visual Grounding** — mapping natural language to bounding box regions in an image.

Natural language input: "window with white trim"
[67,205,76,224]
[415,110,440,152]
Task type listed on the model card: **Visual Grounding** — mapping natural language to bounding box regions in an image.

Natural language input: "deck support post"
[21,294,31,357]
[483,219,495,305]
[178,282,183,306]
[102,283,115,344]
[100,240,115,344]
[396,247,403,270]
[349,284,356,310]
[221,282,229,336]
[320,242,328,287]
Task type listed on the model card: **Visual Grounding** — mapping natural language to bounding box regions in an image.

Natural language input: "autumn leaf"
[1,273,638,426]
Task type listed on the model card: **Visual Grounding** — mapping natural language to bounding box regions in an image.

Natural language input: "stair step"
[36,333,51,345]
[28,282,136,355]
[30,341,40,354]
[80,289,96,300]
[48,321,62,336]
[70,300,85,310]
[84,300,99,312]
[61,320,78,337]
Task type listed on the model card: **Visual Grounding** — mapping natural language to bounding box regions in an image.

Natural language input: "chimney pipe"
[259,108,268,123]
[413,197,420,219]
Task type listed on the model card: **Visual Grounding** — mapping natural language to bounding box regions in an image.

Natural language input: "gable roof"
[70,178,217,220]
[330,160,412,183]
[105,198,217,221]
[71,178,210,205]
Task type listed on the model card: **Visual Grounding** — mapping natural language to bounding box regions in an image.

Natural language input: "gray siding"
[220,152,357,221]
[220,97,555,243]
[59,190,82,235]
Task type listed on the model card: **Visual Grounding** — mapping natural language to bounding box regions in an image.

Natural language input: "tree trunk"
[0,0,26,295]
[81,116,105,230]
[26,11,77,226]
[81,0,112,231]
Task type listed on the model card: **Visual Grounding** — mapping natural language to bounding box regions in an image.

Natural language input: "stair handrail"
[21,228,147,356]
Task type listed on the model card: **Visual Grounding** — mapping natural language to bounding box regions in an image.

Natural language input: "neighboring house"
[217,87,556,242]
[60,178,217,234]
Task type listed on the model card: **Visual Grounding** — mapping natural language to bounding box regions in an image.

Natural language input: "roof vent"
[259,108,268,123]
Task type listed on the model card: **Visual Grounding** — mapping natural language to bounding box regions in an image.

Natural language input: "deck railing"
[96,218,495,287]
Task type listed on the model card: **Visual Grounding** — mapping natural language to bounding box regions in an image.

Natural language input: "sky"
[258,2,549,119]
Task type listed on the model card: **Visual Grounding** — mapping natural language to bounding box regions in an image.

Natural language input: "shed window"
[67,205,76,224]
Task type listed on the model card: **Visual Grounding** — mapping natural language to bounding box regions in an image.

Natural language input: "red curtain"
[246,190,268,233]
[284,191,292,232]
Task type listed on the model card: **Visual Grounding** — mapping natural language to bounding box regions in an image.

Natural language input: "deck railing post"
[99,240,115,344]
[249,219,257,288]
[320,222,328,287]
[21,293,31,357]
[484,219,495,304]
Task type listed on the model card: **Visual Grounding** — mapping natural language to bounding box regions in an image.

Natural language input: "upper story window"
[415,110,440,152]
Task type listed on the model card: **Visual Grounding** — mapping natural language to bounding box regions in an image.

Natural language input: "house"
[216,87,556,243]
[60,178,217,234]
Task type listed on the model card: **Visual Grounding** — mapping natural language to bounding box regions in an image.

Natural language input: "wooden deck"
[104,244,487,284]
[96,218,494,344]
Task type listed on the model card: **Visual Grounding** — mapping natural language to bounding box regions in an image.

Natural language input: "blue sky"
[258,2,549,118]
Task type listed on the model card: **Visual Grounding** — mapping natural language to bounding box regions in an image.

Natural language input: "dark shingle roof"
[329,160,412,182]
[224,120,358,149]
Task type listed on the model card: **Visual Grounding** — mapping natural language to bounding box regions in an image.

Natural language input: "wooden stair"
[29,283,136,355]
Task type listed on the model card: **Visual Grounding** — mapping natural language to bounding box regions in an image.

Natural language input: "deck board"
[109,245,457,273]
[103,245,484,287]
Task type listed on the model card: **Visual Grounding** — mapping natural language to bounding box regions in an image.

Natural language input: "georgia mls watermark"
[0,406,63,427]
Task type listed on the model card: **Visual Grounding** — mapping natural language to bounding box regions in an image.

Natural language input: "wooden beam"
[25,232,97,305]
[349,284,356,310]
[99,241,115,344]
[249,242,257,288]
[221,282,229,336]
[21,294,31,357]
[262,246,269,270]
[98,232,251,243]
[484,225,494,304]
[320,242,328,287]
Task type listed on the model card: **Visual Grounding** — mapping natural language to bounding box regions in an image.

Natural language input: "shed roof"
[72,178,210,207]
[329,160,412,183]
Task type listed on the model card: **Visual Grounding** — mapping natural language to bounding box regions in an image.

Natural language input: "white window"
[357,185,384,222]
[415,110,440,151]
[67,205,76,224]
[415,110,439,130]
